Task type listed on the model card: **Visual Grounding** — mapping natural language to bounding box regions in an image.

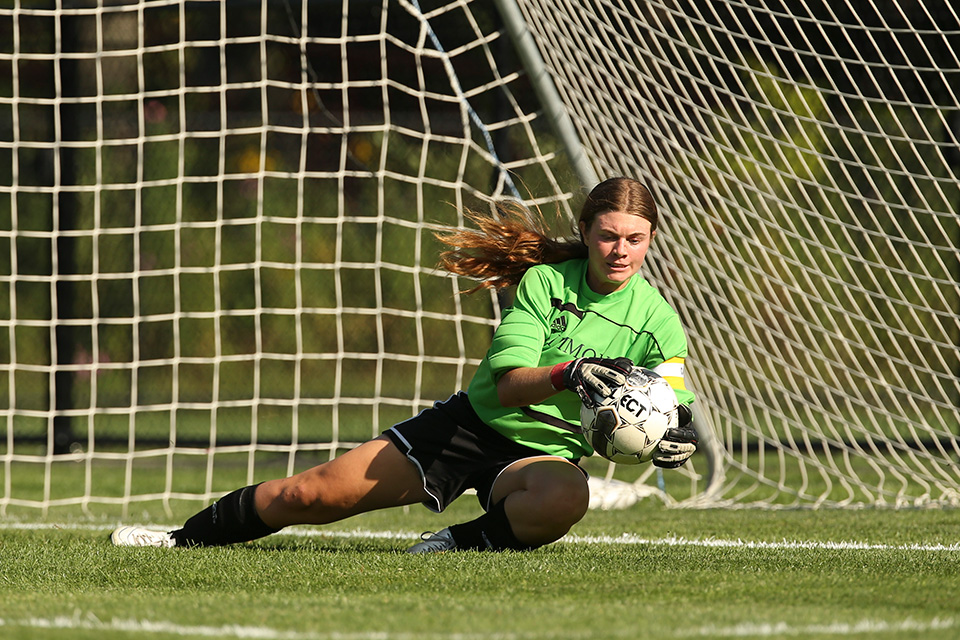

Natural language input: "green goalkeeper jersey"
[467,259,693,459]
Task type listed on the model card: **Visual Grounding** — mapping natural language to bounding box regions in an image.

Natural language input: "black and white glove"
[652,404,697,469]
[550,357,633,406]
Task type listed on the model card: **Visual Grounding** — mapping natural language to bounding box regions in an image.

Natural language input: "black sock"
[448,499,534,552]
[171,483,279,547]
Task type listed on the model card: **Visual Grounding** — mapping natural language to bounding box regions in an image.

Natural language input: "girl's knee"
[541,477,590,526]
[273,467,348,511]
[506,471,589,542]
[274,479,321,511]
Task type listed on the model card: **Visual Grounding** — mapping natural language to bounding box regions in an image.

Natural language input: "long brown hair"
[436,177,657,292]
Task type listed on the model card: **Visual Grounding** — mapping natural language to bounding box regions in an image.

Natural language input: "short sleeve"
[485,267,553,378]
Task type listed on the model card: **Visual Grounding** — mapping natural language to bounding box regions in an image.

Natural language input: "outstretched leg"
[113,436,429,548]
[255,435,429,528]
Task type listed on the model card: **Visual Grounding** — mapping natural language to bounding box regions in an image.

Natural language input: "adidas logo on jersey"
[550,316,567,333]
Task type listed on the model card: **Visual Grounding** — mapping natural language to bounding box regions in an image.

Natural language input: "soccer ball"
[580,368,679,464]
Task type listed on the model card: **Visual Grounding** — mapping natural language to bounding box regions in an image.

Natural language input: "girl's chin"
[603,268,635,282]
[588,267,637,293]
[595,272,634,292]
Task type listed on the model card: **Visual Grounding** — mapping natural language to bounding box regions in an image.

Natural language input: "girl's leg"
[488,457,590,546]
[173,436,428,546]
[256,435,430,528]
[410,457,588,553]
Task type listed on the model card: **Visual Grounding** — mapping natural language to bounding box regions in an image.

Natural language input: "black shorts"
[383,392,585,513]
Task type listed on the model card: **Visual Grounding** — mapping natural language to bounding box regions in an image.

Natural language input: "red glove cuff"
[550,361,572,391]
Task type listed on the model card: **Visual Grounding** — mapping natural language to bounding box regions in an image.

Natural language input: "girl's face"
[579,210,655,295]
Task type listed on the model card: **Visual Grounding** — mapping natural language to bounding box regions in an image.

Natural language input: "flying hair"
[435,200,585,293]
[436,177,658,293]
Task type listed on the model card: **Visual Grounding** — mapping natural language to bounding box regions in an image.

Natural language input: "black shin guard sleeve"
[171,483,279,547]
[448,499,534,552]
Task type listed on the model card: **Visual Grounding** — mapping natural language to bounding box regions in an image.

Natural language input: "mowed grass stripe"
[1,522,957,553]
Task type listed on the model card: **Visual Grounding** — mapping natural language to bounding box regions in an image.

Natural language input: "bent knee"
[542,479,590,526]
[514,475,590,532]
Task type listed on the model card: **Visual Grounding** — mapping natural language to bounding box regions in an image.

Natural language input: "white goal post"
[1,0,958,517]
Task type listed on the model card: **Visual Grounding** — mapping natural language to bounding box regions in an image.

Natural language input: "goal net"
[2,0,958,517]
[508,0,959,507]
[0,0,589,517]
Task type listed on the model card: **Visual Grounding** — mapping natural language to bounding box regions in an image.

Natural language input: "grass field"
[2,490,959,640]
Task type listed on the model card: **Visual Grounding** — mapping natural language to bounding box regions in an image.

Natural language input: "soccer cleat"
[406,527,458,554]
[110,525,177,548]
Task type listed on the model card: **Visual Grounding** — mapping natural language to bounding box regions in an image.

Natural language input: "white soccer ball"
[580,368,679,464]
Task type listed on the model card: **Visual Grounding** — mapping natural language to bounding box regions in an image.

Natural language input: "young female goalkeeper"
[111,176,698,553]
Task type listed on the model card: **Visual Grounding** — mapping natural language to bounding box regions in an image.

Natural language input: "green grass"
[1,499,959,640]
[2,451,959,639]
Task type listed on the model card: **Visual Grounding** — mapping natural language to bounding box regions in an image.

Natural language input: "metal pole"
[492,0,599,190]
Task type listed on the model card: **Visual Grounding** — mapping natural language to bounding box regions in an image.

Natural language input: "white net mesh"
[3,0,958,515]
[514,0,960,506]
[0,0,580,516]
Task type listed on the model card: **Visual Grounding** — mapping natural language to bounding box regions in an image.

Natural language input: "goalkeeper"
[111,177,698,553]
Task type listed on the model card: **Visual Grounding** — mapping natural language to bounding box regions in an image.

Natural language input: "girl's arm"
[495,366,557,408]
[496,358,632,408]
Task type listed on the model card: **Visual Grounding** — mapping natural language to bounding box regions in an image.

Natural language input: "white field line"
[0,613,955,639]
[675,617,958,637]
[2,521,959,553]
[566,532,960,552]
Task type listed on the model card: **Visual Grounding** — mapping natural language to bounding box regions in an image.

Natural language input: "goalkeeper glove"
[652,404,697,469]
[550,357,633,406]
